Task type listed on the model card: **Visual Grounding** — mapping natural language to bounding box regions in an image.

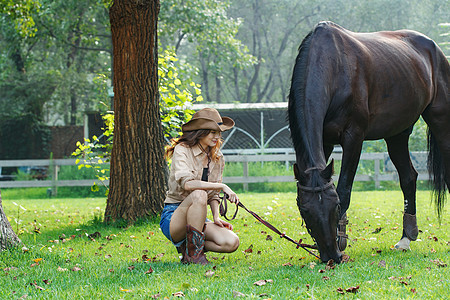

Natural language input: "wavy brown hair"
[165,129,223,161]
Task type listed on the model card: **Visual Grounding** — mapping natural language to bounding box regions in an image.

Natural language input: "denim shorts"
[160,203,185,247]
[160,202,211,247]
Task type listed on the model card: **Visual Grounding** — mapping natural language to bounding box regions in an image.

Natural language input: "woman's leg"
[169,190,208,243]
[204,223,239,253]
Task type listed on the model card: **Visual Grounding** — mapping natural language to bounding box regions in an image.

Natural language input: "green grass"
[1,191,449,299]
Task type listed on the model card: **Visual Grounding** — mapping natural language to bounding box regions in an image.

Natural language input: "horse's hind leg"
[385,126,418,250]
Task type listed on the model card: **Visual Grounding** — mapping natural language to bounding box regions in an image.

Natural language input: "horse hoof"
[394,237,411,251]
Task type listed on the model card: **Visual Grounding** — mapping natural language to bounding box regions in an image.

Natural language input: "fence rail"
[0,152,429,191]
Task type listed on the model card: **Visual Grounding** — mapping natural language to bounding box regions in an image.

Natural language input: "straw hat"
[182,108,235,132]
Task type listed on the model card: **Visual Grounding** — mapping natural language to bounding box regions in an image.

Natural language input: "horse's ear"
[293,163,300,180]
[322,159,334,180]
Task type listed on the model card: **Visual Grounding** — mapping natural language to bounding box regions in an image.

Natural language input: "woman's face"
[199,130,221,149]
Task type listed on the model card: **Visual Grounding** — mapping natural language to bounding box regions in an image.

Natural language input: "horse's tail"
[427,128,447,218]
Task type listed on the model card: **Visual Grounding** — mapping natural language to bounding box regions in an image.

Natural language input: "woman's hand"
[222,184,239,204]
[213,216,233,231]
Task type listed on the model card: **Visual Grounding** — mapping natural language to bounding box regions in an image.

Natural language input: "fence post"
[374,158,380,189]
[52,163,59,196]
[243,159,249,192]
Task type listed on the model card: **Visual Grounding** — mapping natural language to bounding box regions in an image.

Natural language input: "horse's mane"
[288,29,315,169]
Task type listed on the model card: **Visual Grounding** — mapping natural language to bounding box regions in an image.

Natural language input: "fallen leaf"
[345,286,360,293]
[378,260,386,268]
[120,287,132,293]
[145,267,153,274]
[205,270,215,278]
[341,254,350,263]
[29,282,45,291]
[372,227,382,234]
[282,262,293,267]
[71,267,82,272]
[232,291,246,297]
[244,245,253,253]
[266,235,273,241]
[57,267,68,272]
[322,276,330,280]
[326,259,335,269]
[431,259,447,267]
[42,279,51,285]
[33,258,42,263]
[172,291,185,297]
[128,265,135,271]
[30,263,39,267]
[88,232,101,239]
[150,293,161,299]
[336,287,345,294]
[254,279,273,286]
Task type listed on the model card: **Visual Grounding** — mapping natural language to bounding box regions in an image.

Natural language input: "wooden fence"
[0,152,429,191]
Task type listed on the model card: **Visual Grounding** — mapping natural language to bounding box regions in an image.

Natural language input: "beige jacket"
[165,143,224,204]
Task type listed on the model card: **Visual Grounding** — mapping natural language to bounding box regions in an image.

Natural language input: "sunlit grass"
[1,191,449,299]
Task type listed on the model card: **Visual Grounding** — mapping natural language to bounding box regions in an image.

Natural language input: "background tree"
[104,0,166,222]
[0,190,21,250]
[0,0,38,249]
[159,0,256,103]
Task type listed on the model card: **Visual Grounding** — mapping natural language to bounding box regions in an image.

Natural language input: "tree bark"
[105,0,166,222]
[0,190,21,250]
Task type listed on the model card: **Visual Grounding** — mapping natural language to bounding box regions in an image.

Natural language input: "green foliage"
[0,0,41,37]
[159,0,256,102]
[72,50,201,191]
[0,192,449,299]
[159,49,203,138]
[72,112,113,194]
[56,164,109,197]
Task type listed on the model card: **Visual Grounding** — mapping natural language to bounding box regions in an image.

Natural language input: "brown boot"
[176,241,187,264]
[184,225,209,265]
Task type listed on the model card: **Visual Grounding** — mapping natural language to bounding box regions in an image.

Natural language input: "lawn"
[1,191,449,299]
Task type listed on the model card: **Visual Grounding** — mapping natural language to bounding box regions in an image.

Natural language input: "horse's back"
[303,22,448,139]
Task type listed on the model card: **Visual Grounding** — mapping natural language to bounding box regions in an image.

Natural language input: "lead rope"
[219,193,320,259]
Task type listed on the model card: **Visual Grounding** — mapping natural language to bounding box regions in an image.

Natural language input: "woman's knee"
[222,232,239,253]
[189,190,208,206]
[228,235,240,252]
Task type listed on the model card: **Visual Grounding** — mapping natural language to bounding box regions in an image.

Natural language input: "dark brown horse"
[288,21,449,263]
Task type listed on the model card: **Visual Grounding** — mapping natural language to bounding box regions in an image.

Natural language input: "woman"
[160,108,240,265]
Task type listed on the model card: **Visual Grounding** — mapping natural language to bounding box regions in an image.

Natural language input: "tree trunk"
[0,190,21,250]
[105,0,166,223]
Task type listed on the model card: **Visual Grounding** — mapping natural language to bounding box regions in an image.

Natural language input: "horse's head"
[294,160,342,263]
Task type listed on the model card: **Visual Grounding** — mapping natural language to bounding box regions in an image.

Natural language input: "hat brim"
[182,116,235,132]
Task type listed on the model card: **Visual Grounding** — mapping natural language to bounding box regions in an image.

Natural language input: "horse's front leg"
[336,136,364,251]
[385,130,418,251]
